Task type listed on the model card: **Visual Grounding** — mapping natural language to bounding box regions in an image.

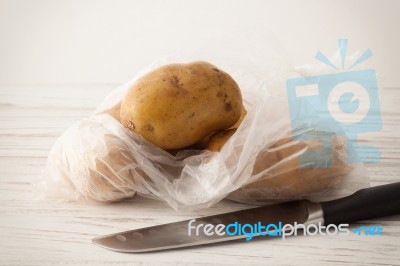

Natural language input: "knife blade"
[93,182,400,253]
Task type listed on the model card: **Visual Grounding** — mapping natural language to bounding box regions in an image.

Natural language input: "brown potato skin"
[79,134,138,202]
[204,127,350,199]
[120,61,243,149]
[245,136,350,198]
[204,106,246,152]
[230,106,247,129]
[206,129,237,152]
[102,102,121,122]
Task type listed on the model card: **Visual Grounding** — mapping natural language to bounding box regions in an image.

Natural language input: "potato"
[230,134,351,202]
[48,118,139,203]
[204,126,351,200]
[166,135,211,156]
[245,137,350,195]
[102,102,121,122]
[230,106,247,129]
[206,129,237,152]
[85,138,138,202]
[205,106,246,152]
[120,61,243,149]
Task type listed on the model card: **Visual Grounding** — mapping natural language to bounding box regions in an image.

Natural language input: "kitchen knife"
[93,182,400,253]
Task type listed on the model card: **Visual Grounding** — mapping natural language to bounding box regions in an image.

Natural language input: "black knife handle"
[321,182,400,225]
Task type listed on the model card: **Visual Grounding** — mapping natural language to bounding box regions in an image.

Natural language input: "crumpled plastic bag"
[41,64,368,210]
[40,30,370,210]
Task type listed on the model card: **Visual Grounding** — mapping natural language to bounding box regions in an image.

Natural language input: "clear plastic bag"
[41,30,369,210]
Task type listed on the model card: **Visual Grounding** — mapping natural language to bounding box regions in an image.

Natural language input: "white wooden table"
[1,85,399,265]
